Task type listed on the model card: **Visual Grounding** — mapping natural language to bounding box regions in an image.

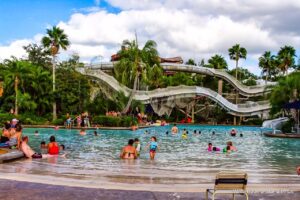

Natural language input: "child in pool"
[134,138,141,157]
[147,136,159,160]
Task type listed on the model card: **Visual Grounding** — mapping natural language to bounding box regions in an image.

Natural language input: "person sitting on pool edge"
[21,136,43,159]
[48,135,60,155]
[120,139,137,159]
[147,136,159,160]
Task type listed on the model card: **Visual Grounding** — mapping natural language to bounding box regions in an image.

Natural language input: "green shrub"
[52,118,65,125]
[0,113,14,125]
[281,120,294,133]
[243,118,263,126]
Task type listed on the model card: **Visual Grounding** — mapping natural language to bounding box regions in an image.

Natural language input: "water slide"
[78,68,270,117]
[87,62,276,97]
[262,117,289,129]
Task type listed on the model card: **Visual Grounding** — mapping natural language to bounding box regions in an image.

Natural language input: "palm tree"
[228,44,247,80]
[42,26,70,120]
[258,51,276,83]
[113,39,160,114]
[277,46,296,75]
[3,59,30,115]
[207,54,228,69]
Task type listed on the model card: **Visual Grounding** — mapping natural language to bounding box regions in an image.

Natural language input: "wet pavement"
[0,179,299,200]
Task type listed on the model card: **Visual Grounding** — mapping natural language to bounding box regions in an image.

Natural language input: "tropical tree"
[23,43,52,70]
[277,46,296,75]
[207,54,228,69]
[2,59,30,115]
[269,72,300,114]
[113,39,160,113]
[42,26,70,120]
[147,64,164,89]
[228,44,247,80]
[186,58,197,66]
[258,51,276,82]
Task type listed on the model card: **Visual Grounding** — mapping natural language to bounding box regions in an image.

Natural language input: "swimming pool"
[0,125,299,187]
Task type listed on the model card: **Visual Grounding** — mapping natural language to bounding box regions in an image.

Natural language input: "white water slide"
[262,117,289,129]
[78,68,270,117]
[87,62,276,97]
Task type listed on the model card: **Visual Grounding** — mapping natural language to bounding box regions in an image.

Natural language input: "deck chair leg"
[245,193,249,200]
[212,193,216,200]
[232,193,235,200]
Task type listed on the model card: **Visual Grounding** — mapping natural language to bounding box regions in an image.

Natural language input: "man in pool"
[120,139,137,159]
[171,124,178,134]
[147,136,159,160]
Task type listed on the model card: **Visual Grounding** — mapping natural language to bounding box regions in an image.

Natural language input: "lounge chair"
[206,171,249,200]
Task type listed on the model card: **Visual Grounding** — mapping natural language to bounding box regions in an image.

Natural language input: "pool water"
[1,125,300,185]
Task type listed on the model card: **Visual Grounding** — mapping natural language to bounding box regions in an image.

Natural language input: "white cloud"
[0,39,31,61]
[1,0,300,75]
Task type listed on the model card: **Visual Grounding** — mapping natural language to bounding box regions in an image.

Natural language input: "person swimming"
[230,128,237,136]
[79,129,86,136]
[34,130,39,136]
[166,131,169,135]
[227,141,237,151]
[212,131,215,135]
[182,129,188,139]
[207,143,220,152]
[240,133,243,137]
[94,131,98,136]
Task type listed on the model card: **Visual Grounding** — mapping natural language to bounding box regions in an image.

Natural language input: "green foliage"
[113,39,160,89]
[0,113,14,125]
[41,26,70,54]
[52,118,65,125]
[269,72,300,114]
[93,115,134,127]
[277,46,296,74]
[23,43,52,70]
[258,51,277,82]
[281,119,294,133]
[228,67,257,81]
[228,44,247,79]
[242,118,263,126]
[185,58,196,65]
[207,54,228,69]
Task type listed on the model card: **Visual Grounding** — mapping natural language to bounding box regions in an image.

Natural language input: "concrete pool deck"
[0,179,299,200]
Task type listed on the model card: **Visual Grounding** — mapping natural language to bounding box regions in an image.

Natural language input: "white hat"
[12,118,19,122]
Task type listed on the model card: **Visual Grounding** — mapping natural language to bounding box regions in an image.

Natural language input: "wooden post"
[192,104,195,123]
[233,116,236,125]
[218,79,223,95]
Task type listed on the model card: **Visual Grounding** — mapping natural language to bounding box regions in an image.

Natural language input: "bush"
[0,113,14,125]
[281,120,294,133]
[242,118,263,126]
[52,118,65,125]
[93,115,135,127]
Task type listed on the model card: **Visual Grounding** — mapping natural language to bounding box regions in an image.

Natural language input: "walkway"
[0,179,298,200]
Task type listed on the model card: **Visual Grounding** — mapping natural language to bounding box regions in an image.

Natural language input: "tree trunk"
[122,73,139,114]
[14,76,19,115]
[235,58,238,80]
[52,56,57,120]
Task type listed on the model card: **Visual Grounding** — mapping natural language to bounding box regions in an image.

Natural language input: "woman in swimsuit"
[8,123,22,149]
[48,135,60,155]
[120,139,137,159]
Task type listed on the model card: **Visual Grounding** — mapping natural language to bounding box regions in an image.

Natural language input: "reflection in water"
[1,125,299,184]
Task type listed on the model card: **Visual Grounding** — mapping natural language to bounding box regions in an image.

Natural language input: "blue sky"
[0,0,119,44]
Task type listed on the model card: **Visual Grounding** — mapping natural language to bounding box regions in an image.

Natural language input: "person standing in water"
[147,136,159,160]
[120,139,137,159]
[134,138,141,157]
[171,124,178,134]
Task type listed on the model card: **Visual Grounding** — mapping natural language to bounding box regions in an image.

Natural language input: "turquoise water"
[3,125,300,184]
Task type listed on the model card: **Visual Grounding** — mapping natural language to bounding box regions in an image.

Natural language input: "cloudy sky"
[1,0,300,75]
